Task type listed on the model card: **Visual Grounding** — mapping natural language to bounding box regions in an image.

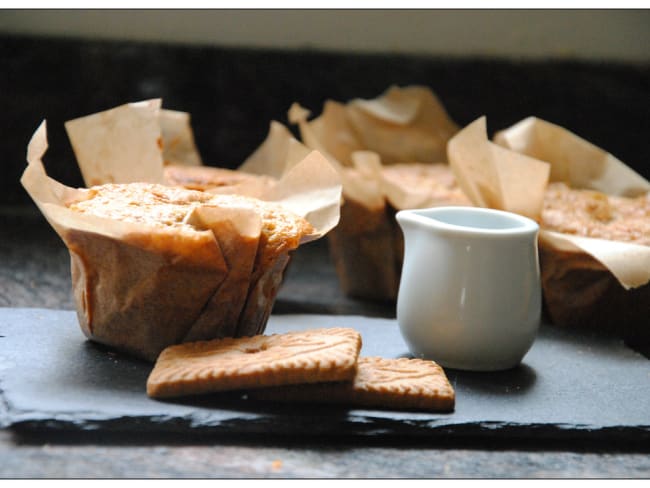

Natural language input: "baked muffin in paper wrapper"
[21,100,341,361]
[449,116,650,348]
[290,85,469,301]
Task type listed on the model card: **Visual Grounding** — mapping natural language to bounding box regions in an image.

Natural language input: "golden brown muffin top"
[381,163,471,206]
[541,182,650,246]
[163,165,274,192]
[67,182,313,251]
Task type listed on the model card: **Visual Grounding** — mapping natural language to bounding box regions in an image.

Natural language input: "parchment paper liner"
[289,86,464,301]
[22,102,341,361]
[448,116,650,343]
[159,108,203,167]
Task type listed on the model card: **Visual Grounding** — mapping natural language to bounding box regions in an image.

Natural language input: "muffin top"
[67,182,313,254]
[163,165,275,192]
[541,182,650,246]
[68,182,214,231]
[380,163,470,207]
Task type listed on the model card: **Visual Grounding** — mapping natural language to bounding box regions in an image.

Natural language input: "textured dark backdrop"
[2,34,649,205]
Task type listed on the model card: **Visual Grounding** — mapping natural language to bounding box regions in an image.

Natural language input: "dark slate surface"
[1,307,648,442]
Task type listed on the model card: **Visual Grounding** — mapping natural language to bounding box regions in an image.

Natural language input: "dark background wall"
[2,34,649,205]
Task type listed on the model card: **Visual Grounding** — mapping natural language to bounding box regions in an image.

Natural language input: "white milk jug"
[396,206,541,371]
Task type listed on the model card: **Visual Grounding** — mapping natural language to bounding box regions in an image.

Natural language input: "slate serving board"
[1,307,649,442]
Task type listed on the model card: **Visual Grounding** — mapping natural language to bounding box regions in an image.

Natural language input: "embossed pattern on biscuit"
[249,356,455,412]
[350,357,455,410]
[146,327,362,398]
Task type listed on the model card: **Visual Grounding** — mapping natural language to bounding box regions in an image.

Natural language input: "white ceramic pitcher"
[396,206,541,371]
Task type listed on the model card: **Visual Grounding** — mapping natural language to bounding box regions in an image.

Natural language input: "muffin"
[290,86,465,301]
[328,162,470,301]
[479,116,650,350]
[22,121,340,361]
[63,181,313,361]
[539,182,650,347]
